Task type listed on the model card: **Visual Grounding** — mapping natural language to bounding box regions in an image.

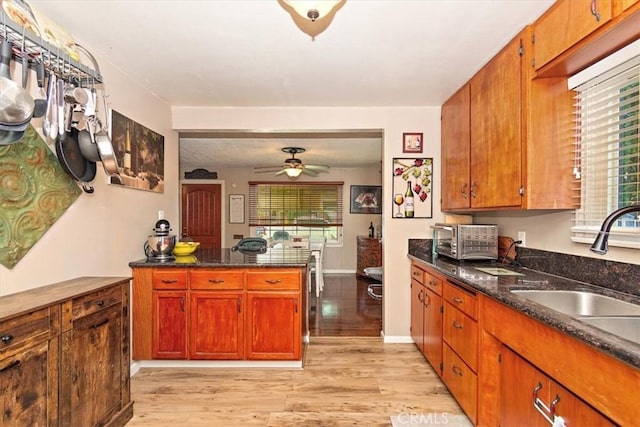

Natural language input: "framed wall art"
[229,194,245,223]
[392,158,433,218]
[109,110,165,193]
[350,185,382,214]
[402,132,423,154]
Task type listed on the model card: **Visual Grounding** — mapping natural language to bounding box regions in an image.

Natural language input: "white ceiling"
[29,0,554,171]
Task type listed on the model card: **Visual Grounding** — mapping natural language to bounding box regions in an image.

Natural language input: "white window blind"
[571,55,640,248]
[248,181,344,243]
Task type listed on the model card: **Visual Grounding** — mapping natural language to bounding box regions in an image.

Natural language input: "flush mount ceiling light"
[278,0,346,40]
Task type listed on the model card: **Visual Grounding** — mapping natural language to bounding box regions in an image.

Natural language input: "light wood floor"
[128,274,462,426]
[128,338,463,426]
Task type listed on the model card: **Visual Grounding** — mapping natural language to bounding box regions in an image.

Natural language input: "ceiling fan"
[254,147,329,178]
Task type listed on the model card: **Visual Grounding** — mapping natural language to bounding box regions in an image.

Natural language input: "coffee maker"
[144,219,177,262]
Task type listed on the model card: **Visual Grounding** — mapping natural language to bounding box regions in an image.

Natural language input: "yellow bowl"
[172,242,200,256]
[174,255,198,264]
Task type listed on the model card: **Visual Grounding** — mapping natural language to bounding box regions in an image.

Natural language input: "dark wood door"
[181,184,222,249]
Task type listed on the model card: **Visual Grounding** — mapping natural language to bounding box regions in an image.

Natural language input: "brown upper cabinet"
[441,27,575,212]
[533,0,613,71]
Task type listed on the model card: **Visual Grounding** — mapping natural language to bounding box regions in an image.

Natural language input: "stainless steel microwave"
[431,224,498,260]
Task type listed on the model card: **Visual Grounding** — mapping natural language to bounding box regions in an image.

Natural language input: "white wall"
[173,106,443,339]
[0,38,178,296]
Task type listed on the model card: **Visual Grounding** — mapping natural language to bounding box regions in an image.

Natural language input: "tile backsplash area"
[408,239,640,298]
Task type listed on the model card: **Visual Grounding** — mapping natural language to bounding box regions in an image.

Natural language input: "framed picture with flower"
[392,158,433,218]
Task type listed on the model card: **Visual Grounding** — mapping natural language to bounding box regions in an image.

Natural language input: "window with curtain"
[570,54,640,249]
[248,181,344,244]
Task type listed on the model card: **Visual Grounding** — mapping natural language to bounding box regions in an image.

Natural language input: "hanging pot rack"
[1,9,102,86]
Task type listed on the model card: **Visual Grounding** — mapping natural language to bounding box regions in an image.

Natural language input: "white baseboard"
[323,269,356,274]
[382,335,415,344]
[130,359,302,374]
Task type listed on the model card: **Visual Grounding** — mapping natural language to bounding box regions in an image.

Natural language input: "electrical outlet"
[517,231,526,247]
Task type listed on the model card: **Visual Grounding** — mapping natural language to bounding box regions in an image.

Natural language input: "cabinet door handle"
[461,183,468,199]
[0,335,14,344]
[591,0,601,21]
[264,279,282,284]
[0,359,21,373]
[237,297,242,314]
[90,318,109,329]
[95,300,105,306]
[452,297,463,304]
[180,296,185,312]
[428,280,438,288]
[208,279,225,283]
[452,365,463,377]
[470,182,477,198]
[294,298,299,314]
[161,279,178,284]
[417,289,424,303]
[452,320,463,329]
[533,381,561,425]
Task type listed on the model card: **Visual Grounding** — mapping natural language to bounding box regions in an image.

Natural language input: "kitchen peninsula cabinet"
[131,248,309,363]
[441,26,574,212]
[152,269,188,359]
[0,277,132,427]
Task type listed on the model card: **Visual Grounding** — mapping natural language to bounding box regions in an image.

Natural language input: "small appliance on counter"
[431,223,498,260]
[144,219,177,262]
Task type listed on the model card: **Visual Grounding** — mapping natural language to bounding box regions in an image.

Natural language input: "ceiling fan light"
[285,167,303,178]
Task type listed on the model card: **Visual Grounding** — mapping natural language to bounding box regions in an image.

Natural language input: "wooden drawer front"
[443,343,477,425]
[246,270,300,291]
[423,271,442,295]
[443,302,478,372]
[0,309,50,354]
[443,282,477,319]
[152,269,188,290]
[189,270,244,290]
[410,265,425,284]
[71,285,122,322]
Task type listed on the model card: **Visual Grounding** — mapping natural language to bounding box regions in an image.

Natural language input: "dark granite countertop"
[408,250,640,370]
[130,248,311,268]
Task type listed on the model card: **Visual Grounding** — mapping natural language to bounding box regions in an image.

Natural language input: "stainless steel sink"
[578,316,640,345]
[510,290,640,317]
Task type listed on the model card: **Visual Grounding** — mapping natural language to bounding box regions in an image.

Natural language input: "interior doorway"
[181,184,222,249]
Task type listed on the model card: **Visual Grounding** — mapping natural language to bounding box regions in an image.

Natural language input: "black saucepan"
[55,127,96,193]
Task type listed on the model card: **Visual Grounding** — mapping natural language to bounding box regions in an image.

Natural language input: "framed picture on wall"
[403,132,423,153]
[350,185,382,214]
[392,158,433,218]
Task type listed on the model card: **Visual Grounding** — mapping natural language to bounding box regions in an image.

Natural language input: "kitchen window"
[570,48,640,249]
[248,181,344,245]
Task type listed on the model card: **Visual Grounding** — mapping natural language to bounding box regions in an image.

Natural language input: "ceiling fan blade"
[304,164,330,170]
[275,169,289,176]
[301,168,319,176]
[254,165,285,170]
[255,169,281,173]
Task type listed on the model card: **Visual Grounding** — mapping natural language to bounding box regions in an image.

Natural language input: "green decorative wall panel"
[0,125,82,269]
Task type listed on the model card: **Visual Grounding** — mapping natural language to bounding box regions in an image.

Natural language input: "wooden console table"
[356,236,382,277]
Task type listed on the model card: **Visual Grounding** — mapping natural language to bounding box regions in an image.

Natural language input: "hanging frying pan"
[55,126,96,193]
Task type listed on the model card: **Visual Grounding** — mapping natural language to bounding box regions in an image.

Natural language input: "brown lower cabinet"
[411,260,640,426]
[500,347,615,426]
[134,266,305,361]
[0,277,132,427]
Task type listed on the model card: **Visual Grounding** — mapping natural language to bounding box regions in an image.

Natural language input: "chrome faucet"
[590,204,640,254]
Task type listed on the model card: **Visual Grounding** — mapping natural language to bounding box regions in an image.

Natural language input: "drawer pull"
[0,335,14,344]
[237,297,242,314]
[428,280,438,288]
[452,320,463,329]
[208,279,225,283]
[0,360,21,373]
[264,279,282,284]
[452,297,463,304]
[294,297,299,314]
[90,318,109,329]
[96,300,105,306]
[452,365,463,377]
[161,279,178,284]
